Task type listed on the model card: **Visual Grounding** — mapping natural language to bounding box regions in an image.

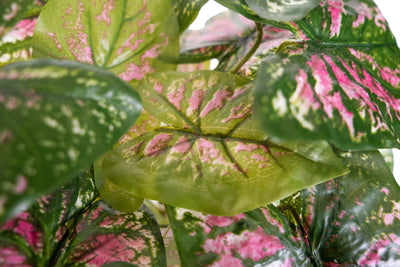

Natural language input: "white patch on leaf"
[272,90,288,116]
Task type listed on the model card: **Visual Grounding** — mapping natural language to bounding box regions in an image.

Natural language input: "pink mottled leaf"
[102,70,348,216]
[32,0,179,83]
[254,0,400,149]
[0,170,166,266]
[0,0,37,38]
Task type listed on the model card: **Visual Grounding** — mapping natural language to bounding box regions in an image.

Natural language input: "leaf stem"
[229,22,263,74]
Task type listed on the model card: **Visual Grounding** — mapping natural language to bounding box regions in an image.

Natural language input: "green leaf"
[254,0,400,149]
[94,160,144,213]
[0,173,166,266]
[167,151,400,265]
[0,0,36,38]
[32,0,179,83]
[172,0,208,33]
[244,0,320,21]
[0,59,141,222]
[166,205,308,266]
[302,150,400,265]
[102,70,348,216]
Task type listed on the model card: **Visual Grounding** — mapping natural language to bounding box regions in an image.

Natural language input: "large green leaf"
[254,0,400,149]
[102,70,348,216]
[0,59,141,222]
[167,151,400,266]
[32,0,179,83]
[0,172,166,266]
[172,0,208,33]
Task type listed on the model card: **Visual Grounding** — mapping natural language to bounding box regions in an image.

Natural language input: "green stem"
[229,22,263,74]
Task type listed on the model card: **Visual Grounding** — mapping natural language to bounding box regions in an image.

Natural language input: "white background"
[189,0,400,184]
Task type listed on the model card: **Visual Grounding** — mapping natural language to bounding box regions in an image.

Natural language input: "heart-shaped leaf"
[0,172,166,266]
[172,0,208,33]
[102,70,348,216]
[254,0,400,149]
[244,0,320,21]
[167,150,400,265]
[0,59,141,222]
[32,0,179,83]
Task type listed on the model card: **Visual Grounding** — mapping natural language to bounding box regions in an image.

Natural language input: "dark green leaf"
[102,70,348,216]
[0,59,141,222]
[244,0,319,21]
[254,0,400,149]
[32,0,179,83]
[172,0,208,33]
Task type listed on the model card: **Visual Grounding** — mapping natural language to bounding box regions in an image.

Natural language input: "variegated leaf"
[302,150,400,265]
[0,59,141,222]
[244,0,320,21]
[172,0,208,33]
[32,0,179,83]
[167,151,400,266]
[0,172,166,266]
[255,0,400,149]
[102,70,348,216]
[166,205,308,266]
[0,0,36,38]
[179,10,293,76]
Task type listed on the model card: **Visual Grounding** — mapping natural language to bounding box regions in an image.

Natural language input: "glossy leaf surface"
[0,171,166,266]
[254,0,400,149]
[167,151,400,266]
[0,59,141,222]
[102,70,348,215]
[33,0,179,83]
[172,0,208,33]
[244,0,320,21]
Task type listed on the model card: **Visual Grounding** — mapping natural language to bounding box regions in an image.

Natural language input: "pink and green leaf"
[0,0,36,38]
[0,172,166,266]
[172,0,208,33]
[254,0,400,149]
[32,0,179,83]
[0,59,141,222]
[102,70,348,216]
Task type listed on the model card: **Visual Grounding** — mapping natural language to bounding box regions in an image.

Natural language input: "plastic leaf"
[167,151,400,265]
[32,0,179,83]
[255,0,400,149]
[0,0,36,38]
[102,70,348,216]
[0,59,142,222]
[172,0,208,33]
[302,150,400,265]
[244,0,320,21]
[0,172,166,266]
[166,205,308,266]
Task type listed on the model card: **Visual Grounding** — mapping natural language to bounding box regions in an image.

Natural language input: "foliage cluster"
[1,0,400,266]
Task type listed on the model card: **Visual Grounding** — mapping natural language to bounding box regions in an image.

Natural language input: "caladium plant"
[1,0,400,266]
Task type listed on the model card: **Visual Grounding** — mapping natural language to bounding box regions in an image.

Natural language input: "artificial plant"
[1,0,400,266]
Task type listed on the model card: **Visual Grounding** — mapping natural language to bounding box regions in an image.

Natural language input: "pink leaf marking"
[196,138,225,164]
[119,61,154,81]
[171,137,192,154]
[167,83,186,111]
[200,89,232,118]
[14,175,28,194]
[198,214,246,234]
[95,0,116,26]
[3,3,19,21]
[262,209,285,234]
[187,89,205,116]
[233,142,259,153]
[202,227,284,264]
[144,133,173,157]
[153,81,163,94]
[326,0,345,37]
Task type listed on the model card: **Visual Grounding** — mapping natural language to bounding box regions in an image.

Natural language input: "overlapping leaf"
[102,70,348,216]
[33,0,179,83]
[0,172,166,266]
[0,0,36,39]
[167,151,400,266]
[172,0,208,33]
[254,0,400,149]
[180,10,293,76]
[0,59,141,222]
